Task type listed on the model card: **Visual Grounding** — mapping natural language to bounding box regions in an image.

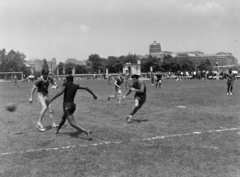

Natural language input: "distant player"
[155,71,162,88]
[124,70,130,90]
[13,75,19,88]
[123,74,147,123]
[29,68,59,132]
[46,75,97,140]
[108,72,124,106]
[107,73,112,85]
[226,69,235,95]
[150,71,154,85]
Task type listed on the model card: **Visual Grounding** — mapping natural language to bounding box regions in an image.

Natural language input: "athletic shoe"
[227,93,229,95]
[36,123,45,132]
[230,92,232,95]
[87,130,92,141]
[126,117,133,123]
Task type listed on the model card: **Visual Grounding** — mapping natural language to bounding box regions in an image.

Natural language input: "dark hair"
[41,68,49,75]
[131,74,139,79]
[66,75,74,82]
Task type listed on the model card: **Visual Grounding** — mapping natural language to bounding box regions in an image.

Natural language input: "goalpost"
[0,72,23,82]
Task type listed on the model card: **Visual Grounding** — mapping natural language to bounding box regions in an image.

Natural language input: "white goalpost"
[0,72,23,82]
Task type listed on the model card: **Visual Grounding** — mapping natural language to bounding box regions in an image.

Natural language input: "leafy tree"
[141,56,162,72]
[179,57,195,71]
[64,63,74,74]
[88,54,102,73]
[123,54,138,64]
[197,59,213,71]
[75,64,87,74]
[0,48,31,76]
[106,56,122,73]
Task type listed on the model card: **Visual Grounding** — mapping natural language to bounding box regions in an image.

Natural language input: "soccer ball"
[6,103,16,112]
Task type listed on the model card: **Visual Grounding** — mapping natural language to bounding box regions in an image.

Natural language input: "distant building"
[149,41,173,60]
[65,58,86,65]
[172,51,238,67]
[48,58,57,74]
[148,40,238,68]
[123,60,141,75]
[26,58,57,74]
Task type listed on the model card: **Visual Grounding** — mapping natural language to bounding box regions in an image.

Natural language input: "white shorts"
[117,89,122,95]
[37,93,53,113]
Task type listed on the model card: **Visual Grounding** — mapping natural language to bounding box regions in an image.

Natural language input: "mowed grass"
[0,78,239,177]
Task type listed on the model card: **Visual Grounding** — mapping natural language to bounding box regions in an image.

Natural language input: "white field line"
[1,127,239,156]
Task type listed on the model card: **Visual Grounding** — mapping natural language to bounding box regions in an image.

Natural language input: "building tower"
[149,41,161,58]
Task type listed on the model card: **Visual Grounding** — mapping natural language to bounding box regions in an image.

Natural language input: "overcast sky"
[0,0,239,63]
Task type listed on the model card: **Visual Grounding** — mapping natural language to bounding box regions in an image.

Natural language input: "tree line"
[0,48,226,77]
[55,54,216,75]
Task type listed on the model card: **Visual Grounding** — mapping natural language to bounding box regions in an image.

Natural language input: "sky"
[0,0,239,63]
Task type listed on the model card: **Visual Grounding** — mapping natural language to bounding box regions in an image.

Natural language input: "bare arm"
[78,86,97,99]
[114,80,121,88]
[48,85,66,104]
[29,86,37,103]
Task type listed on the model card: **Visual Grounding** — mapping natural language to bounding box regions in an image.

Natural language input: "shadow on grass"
[57,131,90,140]
[127,119,149,124]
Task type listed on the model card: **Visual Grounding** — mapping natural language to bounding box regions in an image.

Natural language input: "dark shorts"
[63,103,76,115]
[135,96,146,105]
[227,81,234,85]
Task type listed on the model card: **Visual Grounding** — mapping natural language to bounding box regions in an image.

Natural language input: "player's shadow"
[45,125,67,131]
[45,126,55,131]
[56,131,89,140]
[68,131,90,140]
[128,119,148,123]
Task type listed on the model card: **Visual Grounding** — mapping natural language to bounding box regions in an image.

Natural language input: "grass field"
[0,78,239,177]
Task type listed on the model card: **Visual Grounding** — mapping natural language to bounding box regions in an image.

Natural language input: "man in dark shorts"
[155,71,162,88]
[108,72,124,106]
[227,69,235,95]
[46,75,97,140]
[122,74,147,123]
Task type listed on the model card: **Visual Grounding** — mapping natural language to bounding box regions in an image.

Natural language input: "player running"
[226,69,235,95]
[46,75,97,140]
[29,69,59,132]
[122,74,147,123]
[108,72,124,106]
[155,71,162,88]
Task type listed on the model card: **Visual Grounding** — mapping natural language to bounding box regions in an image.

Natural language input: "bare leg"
[48,103,58,127]
[37,94,48,128]
[108,90,117,100]
[56,114,67,134]
[67,115,92,140]
[126,99,144,122]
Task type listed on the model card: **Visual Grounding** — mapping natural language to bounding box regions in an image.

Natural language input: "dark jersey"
[156,73,162,80]
[115,77,123,88]
[63,82,79,103]
[34,76,55,95]
[132,80,147,99]
[227,73,235,84]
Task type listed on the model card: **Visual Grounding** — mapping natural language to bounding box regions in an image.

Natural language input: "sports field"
[0,79,239,177]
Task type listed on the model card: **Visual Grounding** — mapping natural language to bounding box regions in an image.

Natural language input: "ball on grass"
[6,103,17,112]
